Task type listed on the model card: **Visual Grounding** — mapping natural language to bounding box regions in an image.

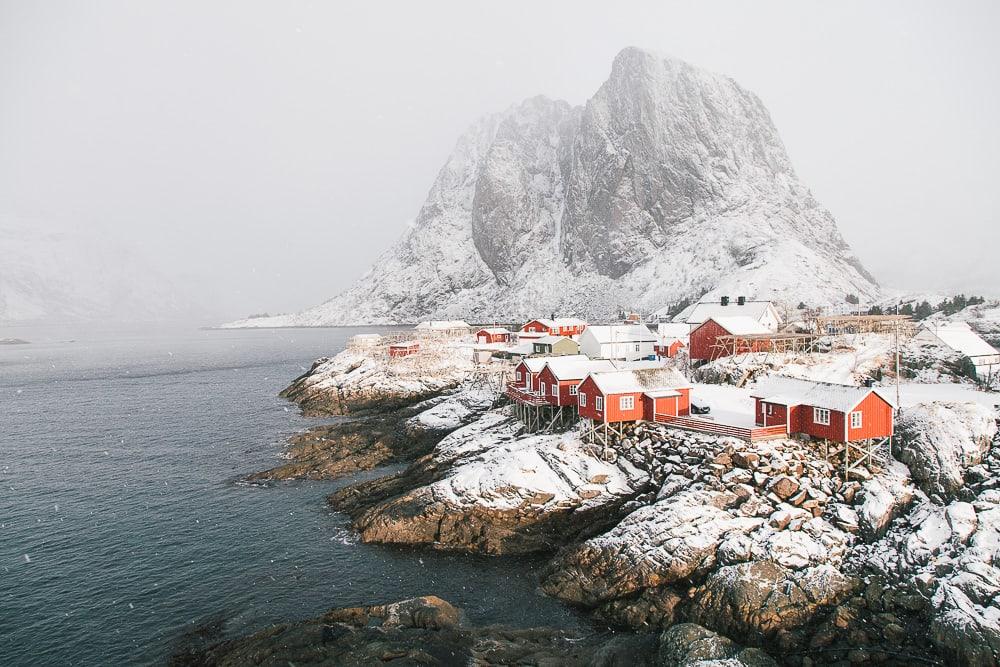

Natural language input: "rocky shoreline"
[219,345,1000,666]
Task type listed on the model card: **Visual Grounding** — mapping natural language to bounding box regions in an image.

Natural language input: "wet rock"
[657,623,777,666]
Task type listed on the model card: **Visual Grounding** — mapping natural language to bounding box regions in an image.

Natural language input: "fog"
[2,0,998,324]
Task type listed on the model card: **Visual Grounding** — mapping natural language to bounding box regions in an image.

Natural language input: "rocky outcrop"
[279,343,473,416]
[849,409,1000,666]
[247,386,494,482]
[225,48,878,328]
[895,401,997,500]
[344,411,653,554]
[174,596,666,666]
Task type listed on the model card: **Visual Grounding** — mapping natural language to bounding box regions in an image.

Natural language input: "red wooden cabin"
[536,357,616,407]
[689,317,773,361]
[654,337,685,359]
[475,327,511,344]
[388,340,420,358]
[750,376,894,443]
[576,368,691,424]
[519,318,588,339]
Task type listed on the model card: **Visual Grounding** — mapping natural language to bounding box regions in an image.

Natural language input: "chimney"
[720,296,730,306]
[737,296,746,306]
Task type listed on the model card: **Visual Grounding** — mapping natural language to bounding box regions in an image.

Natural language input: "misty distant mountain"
[0,223,199,324]
[227,48,880,327]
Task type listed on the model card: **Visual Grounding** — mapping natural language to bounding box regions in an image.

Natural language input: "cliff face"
[228,48,878,327]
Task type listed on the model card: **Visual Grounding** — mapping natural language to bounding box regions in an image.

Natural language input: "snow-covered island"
[219,299,1000,666]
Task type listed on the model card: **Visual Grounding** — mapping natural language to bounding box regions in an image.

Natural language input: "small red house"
[654,337,685,359]
[388,340,420,358]
[689,316,773,361]
[536,357,616,407]
[577,368,691,424]
[750,376,894,443]
[475,327,512,344]
[519,318,588,339]
[512,357,549,392]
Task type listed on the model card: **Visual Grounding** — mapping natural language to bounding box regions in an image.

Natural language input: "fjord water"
[0,325,583,665]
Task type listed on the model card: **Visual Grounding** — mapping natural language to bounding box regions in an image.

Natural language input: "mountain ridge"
[225,48,879,327]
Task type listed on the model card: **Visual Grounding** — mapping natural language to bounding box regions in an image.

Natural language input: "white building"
[682,297,780,332]
[914,322,1000,377]
[579,325,657,361]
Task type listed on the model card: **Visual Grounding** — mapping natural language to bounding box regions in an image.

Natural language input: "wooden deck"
[653,414,787,442]
[505,383,550,406]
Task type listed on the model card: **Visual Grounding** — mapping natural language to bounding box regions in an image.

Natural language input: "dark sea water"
[0,324,584,666]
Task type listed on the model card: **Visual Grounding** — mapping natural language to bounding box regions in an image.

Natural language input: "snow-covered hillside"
[0,223,194,323]
[227,48,879,328]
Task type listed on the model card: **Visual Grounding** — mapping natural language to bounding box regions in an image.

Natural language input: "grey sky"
[2,0,998,322]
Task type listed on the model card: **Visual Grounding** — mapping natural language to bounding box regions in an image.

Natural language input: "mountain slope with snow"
[226,48,878,328]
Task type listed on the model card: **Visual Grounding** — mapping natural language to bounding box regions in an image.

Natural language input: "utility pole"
[894,304,901,413]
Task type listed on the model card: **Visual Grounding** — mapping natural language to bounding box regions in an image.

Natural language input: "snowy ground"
[688,383,758,428]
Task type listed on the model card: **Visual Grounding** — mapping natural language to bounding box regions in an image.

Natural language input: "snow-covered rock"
[280,340,474,415]
[856,459,915,541]
[895,402,998,499]
[225,48,878,327]
[350,414,651,554]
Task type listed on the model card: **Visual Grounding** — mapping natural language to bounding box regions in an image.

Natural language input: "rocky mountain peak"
[226,49,880,327]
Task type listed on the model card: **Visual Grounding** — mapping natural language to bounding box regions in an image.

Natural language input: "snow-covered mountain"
[227,48,879,328]
[0,223,197,324]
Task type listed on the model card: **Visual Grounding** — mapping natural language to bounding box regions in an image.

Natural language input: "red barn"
[536,357,616,407]
[689,316,773,361]
[388,340,420,358]
[750,376,895,443]
[577,368,691,424]
[654,337,685,359]
[475,327,511,344]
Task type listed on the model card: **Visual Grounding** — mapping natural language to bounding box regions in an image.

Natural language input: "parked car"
[690,399,711,415]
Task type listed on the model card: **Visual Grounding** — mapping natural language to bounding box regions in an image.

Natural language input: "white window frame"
[540,382,547,396]
[569,384,578,396]
[516,371,522,382]
[620,395,635,410]
[579,393,587,407]
[595,396,604,411]
[766,404,774,416]
[850,411,863,429]
[634,344,640,352]
[814,407,831,426]
[551,384,558,397]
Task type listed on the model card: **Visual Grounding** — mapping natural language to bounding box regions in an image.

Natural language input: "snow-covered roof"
[704,316,773,336]
[751,375,894,412]
[521,355,578,373]
[611,359,667,371]
[533,335,574,346]
[416,320,470,329]
[477,327,511,334]
[391,339,420,347]
[655,323,690,339]
[644,389,682,399]
[584,325,657,343]
[919,322,999,359]
[543,357,617,381]
[684,300,777,326]
[587,367,690,395]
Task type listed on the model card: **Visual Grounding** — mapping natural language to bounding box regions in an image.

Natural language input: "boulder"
[657,623,777,666]
[856,460,915,541]
[895,402,997,499]
[688,562,858,639]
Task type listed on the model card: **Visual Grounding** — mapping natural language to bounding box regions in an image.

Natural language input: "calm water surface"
[0,324,584,666]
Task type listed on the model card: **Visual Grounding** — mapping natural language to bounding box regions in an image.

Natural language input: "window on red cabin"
[579,393,587,407]
[595,396,604,411]
[516,371,522,382]
[620,396,634,410]
[551,384,558,397]
[766,404,773,416]
[850,411,863,428]
[814,408,831,426]
[569,385,578,395]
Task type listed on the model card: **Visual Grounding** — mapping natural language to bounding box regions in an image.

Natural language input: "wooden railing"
[505,383,551,406]
[653,414,787,442]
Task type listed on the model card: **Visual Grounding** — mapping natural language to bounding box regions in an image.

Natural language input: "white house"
[682,297,780,332]
[914,322,1000,377]
[579,325,657,361]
